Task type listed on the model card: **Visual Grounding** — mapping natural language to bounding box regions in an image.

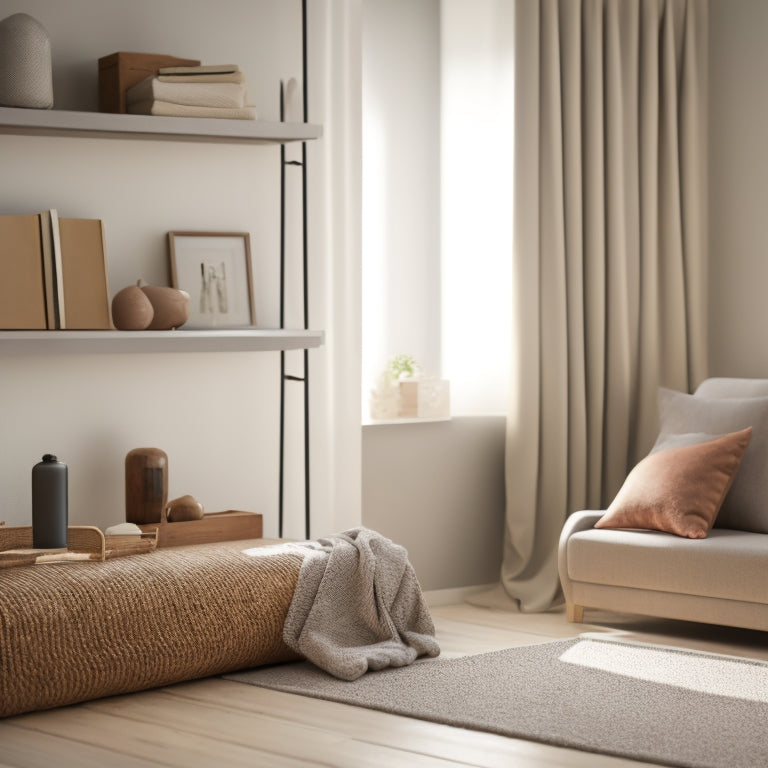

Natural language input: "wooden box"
[98,52,201,113]
[137,510,263,548]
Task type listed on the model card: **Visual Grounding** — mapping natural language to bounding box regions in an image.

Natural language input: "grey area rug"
[224,636,768,768]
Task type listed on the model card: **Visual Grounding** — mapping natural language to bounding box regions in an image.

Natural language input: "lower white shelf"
[0,328,324,354]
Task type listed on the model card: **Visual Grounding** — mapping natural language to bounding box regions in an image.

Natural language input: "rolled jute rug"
[2,540,303,718]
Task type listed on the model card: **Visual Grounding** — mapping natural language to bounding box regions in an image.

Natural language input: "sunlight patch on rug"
[560,639,768,703]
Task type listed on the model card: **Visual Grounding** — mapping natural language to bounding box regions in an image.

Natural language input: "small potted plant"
[369,354,449,420]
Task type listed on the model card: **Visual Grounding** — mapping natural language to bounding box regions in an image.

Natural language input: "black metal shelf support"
[278,0,311,540]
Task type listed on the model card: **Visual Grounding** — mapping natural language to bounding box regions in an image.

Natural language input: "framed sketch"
[168,232,256,328]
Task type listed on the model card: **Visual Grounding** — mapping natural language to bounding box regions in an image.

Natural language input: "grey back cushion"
[653,388,768,533]
[652,432,721,452]
[695,378,768,399]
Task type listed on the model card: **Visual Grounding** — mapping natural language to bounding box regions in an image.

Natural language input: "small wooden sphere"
[166,494,204,522]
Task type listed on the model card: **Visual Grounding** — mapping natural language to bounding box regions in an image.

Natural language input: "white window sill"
[362,416,452,426]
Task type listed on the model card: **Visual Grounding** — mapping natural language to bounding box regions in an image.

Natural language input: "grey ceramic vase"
[0,13,54,109]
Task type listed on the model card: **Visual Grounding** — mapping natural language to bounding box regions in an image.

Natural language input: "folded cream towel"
[104,522,143,536]
[126,76,247,108]
[127,99,257,120]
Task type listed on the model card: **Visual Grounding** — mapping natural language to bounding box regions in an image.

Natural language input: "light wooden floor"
[3,602,768,768]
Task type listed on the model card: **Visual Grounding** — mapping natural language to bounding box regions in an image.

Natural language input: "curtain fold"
[471,0,708,613]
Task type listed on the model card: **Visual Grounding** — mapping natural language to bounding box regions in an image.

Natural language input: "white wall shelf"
[0,106,322,144]
[0,329,324,355]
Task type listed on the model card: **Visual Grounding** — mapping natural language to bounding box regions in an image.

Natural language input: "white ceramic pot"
[0,13,54,109]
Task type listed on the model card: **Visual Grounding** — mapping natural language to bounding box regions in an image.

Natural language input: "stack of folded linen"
[126,64,258,120]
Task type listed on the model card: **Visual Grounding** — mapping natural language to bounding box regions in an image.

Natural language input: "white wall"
[363,416,504,591]
[708,0,768,378]
[0,0,362,539]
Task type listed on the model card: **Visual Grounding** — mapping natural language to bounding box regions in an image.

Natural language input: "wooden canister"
[125,448,168,524]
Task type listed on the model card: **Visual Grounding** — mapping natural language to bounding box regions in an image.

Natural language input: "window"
[362,0,513,419]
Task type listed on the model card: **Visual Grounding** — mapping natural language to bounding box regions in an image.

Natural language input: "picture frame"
[168,231,256,329]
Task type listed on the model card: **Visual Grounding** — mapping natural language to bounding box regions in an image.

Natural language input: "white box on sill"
[399,379,450,419]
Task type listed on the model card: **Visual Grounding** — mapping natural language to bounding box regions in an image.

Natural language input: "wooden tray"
[137,510,263,547]
[0,522,157,568]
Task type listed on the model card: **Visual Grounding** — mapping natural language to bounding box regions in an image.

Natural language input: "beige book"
[127,99,257,120]
[49,209,65,328]
[0,214,47,329]
[38,211,56,328]
[57,218,112,330]
[157,64,239,75]
[125,77,247,108]
[157,71,245,84]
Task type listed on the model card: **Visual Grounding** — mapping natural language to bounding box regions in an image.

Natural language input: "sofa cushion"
[595,429,751,538]
[653,388,768,533]
[566,528,768,604]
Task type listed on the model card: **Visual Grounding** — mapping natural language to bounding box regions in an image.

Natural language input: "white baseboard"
[423,583,497,608]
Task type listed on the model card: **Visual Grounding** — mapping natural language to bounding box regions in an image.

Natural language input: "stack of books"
[125,64,257,120]
[0,210,111,330]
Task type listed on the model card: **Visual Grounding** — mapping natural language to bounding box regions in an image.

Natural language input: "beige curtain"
[473,0,708,613]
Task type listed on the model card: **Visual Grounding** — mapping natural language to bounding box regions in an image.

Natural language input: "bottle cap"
[42,454,58,462]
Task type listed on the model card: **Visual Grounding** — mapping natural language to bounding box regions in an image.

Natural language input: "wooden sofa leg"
[566,602,584,623]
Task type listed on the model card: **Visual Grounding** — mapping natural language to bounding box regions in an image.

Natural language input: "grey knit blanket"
[283,527,440,681]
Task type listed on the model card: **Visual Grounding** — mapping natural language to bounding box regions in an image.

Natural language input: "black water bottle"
[32,454,68,549]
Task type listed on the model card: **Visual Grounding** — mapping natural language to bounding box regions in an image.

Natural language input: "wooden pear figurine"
[140,282,190,330]
[111,282,154,330]
[166,494,204,522]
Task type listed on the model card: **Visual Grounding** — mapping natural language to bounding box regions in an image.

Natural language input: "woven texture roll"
[0,540,303,718]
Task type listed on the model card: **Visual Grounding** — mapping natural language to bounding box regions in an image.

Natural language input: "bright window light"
[440,0,514,416]
[362,0,514,419]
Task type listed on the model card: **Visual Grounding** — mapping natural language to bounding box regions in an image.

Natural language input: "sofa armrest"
[561,510,603,539]
[558,510,603,619]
